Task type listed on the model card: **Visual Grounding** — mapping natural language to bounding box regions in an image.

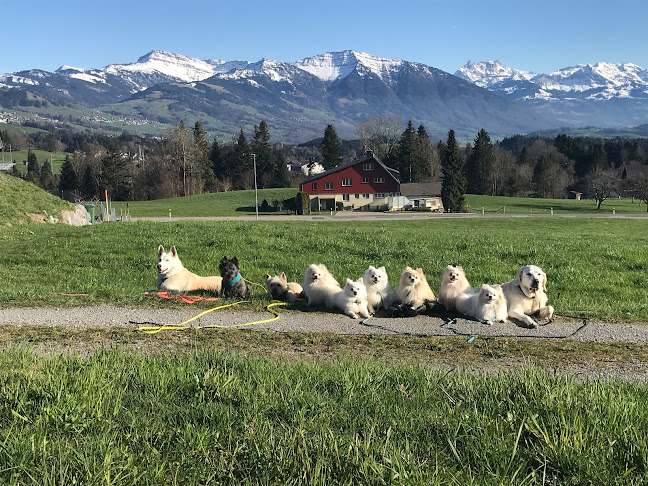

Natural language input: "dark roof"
[399,182,442,197]
[300,152,400,186]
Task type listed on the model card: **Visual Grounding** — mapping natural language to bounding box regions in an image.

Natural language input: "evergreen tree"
[320,124,342,170]
[396,120,417,183]
[58,154,78,193]
[415,124,437,181]
[26,149,41,184]
[465,129,495,194]
[81,165,98,200]
[272,150,291,188]
[100,145,131,200]
[40,157,56,190]
[209,139,224,181]
[193,121,217,192]
[227,129,251,190]
[440,130,466,213]
[251,121,275,187]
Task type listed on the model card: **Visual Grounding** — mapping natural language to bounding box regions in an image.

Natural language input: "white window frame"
[342,194,350,201]
[342,178,352,187]
[374,177,385,184]
[363,163,374,171]
[312,182,317,190]
[361,177,369,183]
[325,182,333,190]
[362,193,370,199]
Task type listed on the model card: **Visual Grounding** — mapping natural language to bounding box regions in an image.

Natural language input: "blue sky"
[3,0,647,75]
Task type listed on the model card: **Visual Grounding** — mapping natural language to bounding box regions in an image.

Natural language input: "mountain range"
[1,50,647,143]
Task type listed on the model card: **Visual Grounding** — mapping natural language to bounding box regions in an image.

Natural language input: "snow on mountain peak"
[295,50,404,82]
[105,50,216,83]
[455,60,535,88]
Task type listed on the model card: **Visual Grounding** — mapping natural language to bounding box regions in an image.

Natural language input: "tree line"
[2,118,648,211]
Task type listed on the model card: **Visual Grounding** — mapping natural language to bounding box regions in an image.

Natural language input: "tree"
[170,121,198,196]
[81,165,98,200]
[320,124,342,170]
[58,154,78,193]
[99,145,132,200]
[209,139,224,182]
[396,120,417,183]
[26,149,41,184]
[440,130,466,212]
[193,121,217,192]
[39,157,56,190]
[465,129,495,194]
[357,115,402,162]
[586,167,618,209]
[251,121,275,188]
[272,149,291,188]
[226,129,251,190]
[637,177,648,213]
[415,124,437,181]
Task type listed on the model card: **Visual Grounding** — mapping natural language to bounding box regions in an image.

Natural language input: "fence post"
[550,207,553,215]
[169,209,172,218]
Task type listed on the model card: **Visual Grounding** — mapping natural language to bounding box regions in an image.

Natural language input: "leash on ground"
[133,300,288,334]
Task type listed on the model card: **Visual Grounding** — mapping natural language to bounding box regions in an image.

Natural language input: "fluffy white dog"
[501,265,554,328]
[331,278,370,319]
[456,284,508,324]
[438,265,472,311]
[302,264,341,307]
[389,266,436,309]
[362,265,389,313]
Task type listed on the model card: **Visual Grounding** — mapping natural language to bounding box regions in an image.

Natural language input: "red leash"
[143,291,218,304]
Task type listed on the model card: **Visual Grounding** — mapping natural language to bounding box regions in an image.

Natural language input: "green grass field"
[1,148,70,174]
[1,349,648,484]
[0,218,646,321]
[465,194,647,215]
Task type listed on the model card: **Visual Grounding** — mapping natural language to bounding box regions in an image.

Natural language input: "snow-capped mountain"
[455,60,648,127]
[2,49,647,142]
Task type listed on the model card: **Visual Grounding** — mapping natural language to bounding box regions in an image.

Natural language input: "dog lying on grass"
[331,278,370,319]
[302,264,341,307]
[389,266,436,309]
[265,273,303,302]
[156,245,222,294]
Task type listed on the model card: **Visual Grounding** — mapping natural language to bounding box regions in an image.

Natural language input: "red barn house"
[299,152,400,211]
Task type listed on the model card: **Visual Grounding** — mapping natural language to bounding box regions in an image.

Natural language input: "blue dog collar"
[226,273,242,288]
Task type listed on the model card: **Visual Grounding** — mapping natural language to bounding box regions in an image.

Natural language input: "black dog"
[219,256,253,298]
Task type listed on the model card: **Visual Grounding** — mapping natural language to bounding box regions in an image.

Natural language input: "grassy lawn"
[111,188,299,218]
[1,348,648,484]
[1,148,71,174]
[464,194,648,215]
[0,218,646,321]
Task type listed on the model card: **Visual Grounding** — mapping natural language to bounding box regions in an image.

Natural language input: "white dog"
[362,265,389,313]
[389,266,436,309]
[438,265,472,311]
[331,278,370,319]
[302,264,341,307]
[156,245,222,294]
[456,284,508,324]
[501,265,554,328]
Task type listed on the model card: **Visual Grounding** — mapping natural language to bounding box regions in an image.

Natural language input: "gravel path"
[1,305,646,343]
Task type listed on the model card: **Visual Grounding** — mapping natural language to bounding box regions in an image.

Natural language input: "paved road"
[130,211,648,223]
[1,305,646,343]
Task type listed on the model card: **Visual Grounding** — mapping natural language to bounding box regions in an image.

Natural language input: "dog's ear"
[514,267,524,286]
[265,274,271,281]
[378,266,385,272]
[280,272,287,281]
[347,278,354,284]
[357,277,363,284]
[170,246,177,257]
[458,266,463,272]
[233,257,239,265]
[221,256,228,263]
[158,245,164,255]
[541,271,547,291]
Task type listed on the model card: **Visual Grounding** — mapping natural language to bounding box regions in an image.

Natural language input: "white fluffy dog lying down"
[456,284,508,324]
[501,265,554,328]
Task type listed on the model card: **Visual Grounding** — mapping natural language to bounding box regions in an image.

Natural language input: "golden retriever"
[501,265,554,328]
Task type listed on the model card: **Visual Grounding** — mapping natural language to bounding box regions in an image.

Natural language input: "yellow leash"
[137,300,287,334]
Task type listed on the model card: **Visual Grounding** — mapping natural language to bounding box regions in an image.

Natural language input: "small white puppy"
[331,278,370,319]
[456,284,508,324]
[438,265,472,311]
[362,265,389,313]
[302,264,342,307]
[501,265,554,328]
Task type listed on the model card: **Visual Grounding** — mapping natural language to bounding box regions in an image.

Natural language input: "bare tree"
[356,115,402,161]
[586,167,618,209]
[637,177,648,212]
